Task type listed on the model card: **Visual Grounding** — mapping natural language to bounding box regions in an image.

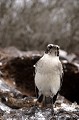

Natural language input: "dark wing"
[58,61,63,88]
[35,76,43,103]
[35,85,39,98]
[53,91,59,104]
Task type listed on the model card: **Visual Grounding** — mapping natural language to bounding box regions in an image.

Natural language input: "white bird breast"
[35,54,61,97]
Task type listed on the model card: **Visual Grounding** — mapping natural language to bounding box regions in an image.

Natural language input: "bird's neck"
[44,53,59,59]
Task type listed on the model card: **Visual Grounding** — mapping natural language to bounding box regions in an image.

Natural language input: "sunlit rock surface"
[0,47,79,119]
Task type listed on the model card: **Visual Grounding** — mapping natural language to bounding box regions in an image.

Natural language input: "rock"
[1,92,79,120]
[0,47,79,103]
[60,62,79,104]
[0,47,79,119]
[2,53,41,96]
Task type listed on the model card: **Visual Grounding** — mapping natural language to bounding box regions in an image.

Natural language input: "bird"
[34,44,63,113]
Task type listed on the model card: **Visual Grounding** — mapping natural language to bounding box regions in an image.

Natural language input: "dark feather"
[53,92,59,104]
[35,85,43,103]
[35,85,38,98]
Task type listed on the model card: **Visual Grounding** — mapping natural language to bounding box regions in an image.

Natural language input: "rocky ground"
[0,47,79,120]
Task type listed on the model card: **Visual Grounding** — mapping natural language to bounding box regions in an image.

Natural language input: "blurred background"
[0,0,79,52]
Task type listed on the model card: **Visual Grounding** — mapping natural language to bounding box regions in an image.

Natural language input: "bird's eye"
[48,45,53,49]
[57,46,59,50]
[57,47,58,49]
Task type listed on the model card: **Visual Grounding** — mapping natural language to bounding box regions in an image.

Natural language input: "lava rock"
[60,62,79,103]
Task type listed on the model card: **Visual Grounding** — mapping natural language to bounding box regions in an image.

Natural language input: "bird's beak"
[57,48,59,56]
[57,51,59,56]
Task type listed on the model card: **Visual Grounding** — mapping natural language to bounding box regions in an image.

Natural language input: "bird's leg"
[33,93,43,108]
[35,94,47,108]
[50,96,54,115]
[42,95,46,107]
[37,94,43,103]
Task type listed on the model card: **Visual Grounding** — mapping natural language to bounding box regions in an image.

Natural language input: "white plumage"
[34,44,63,105]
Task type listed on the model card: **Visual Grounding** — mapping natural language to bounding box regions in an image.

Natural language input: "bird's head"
[45,44,60,56]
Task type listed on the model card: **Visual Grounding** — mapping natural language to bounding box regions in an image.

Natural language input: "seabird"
[34,44,63,113]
